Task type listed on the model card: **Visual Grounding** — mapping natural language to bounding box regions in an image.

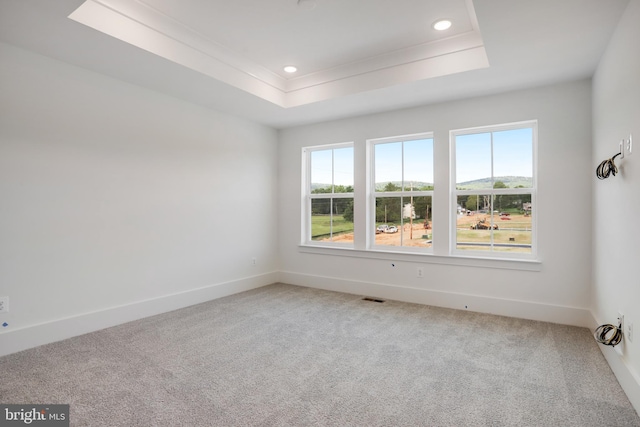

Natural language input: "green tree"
[334,185,354,193]
[342,201,354,222]
[413,196,432,220]
[493,182,505,210]
[311,187,331,194]
[465,195,479,211]
[376,197,401,222]
[311,198,330,215]
[383,182,401,192]
[332,198,351,215]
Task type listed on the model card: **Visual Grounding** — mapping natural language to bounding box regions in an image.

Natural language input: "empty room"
[1,0,639,425]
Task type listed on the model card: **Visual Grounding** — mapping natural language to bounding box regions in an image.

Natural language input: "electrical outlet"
[0,296,8,313]
[618,312,624,332]
[627,134,633,154]
[620,140,624,159]
[628,322,634,343]
[416,267,424,278]
[615,312,625,356]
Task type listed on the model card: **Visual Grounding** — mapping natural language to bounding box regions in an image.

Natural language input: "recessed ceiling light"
[283,66,298,73]
[433,20,452,31]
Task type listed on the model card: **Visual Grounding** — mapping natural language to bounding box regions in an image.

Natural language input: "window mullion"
[330,149,335,240]
[490,132,495,248]
[400,141,405,246]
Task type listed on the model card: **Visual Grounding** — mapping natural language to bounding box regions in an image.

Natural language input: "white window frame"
[367,132,434,254]
[450,121,538,260]
[301,142,355,248]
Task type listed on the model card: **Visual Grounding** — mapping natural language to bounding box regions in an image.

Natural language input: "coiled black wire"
[596,153,621,179]
[594,322,623,346]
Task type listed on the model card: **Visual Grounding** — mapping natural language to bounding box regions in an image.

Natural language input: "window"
[303,143,354,246]
[300,122,538,268]
[369,134,434,251]
[451,121,536,257]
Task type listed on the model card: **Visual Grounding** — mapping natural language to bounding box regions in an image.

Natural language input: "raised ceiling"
[68,0,488,107]
[0,0,631,128]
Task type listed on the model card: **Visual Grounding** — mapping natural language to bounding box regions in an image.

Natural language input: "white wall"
[279,79,593,326]
[592,0,640,411]
[0,42,279,355]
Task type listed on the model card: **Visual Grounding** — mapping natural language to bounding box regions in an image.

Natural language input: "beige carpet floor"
[1,283,639,426]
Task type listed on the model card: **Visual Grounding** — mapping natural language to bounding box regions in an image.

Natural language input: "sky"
[374,138,434,185]
[311,147,354,186]
[455,128,533,183]
[310,128,532,187]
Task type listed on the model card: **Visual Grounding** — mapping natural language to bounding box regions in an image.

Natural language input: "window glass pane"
[404,138,434,190]
[375,196,402,245]
[456,194,495,251]
[333,147,354,192]
[493,193,532,254]
[311,198,354,243]
[311,150,333,193]
[408,196,433,248]
[375,196,433,248]
[456,133,492,189]
[493,128,533,189]
[375,142,402,191]
[456,194,532,253]
[311,199,331,240]
[331,198,354,243]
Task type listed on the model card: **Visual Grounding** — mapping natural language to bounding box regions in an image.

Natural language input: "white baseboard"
[590,312,640,414]
[278,271,593,327]
[0,272,278,358]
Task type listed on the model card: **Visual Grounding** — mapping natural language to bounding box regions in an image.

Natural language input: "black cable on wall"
[594,321,623,347]
[596,152,620,180]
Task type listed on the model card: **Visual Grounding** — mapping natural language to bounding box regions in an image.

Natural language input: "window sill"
[298,244,541,271]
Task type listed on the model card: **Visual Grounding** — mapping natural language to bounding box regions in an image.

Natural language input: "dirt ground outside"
[319,212,531,252]
[456,212,530,228]
[321,222,432,248]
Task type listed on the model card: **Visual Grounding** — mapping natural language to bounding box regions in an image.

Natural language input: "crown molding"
[69,0,488,108]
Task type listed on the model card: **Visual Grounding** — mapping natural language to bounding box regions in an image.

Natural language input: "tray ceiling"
[69,0,489,107]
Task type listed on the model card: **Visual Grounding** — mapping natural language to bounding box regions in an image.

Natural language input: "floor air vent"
[362,297,385,303]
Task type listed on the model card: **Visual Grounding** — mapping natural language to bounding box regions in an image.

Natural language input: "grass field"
[311,214,354,240]
[456,213,532,252]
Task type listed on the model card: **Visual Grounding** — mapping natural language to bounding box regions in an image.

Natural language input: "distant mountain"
[310,182,433,191]
[372,177,530,190]
[457,176,532,189]
[374,181,433,191]
[311,177,531,192]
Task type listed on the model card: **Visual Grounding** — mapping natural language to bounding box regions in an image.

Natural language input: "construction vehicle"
[470,218,498,230]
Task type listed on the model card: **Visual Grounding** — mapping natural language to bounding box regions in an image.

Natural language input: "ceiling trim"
[286,31,485,91]
[69,0,489,108]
